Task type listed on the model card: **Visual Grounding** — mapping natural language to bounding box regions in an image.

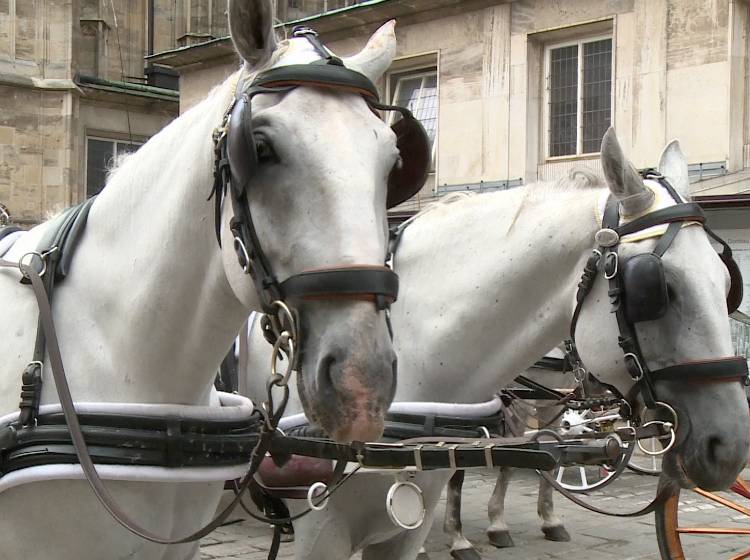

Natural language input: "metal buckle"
[604,252,619,279]
[413,444,424,471]
[623,352,644,381]
[447,444,459,470]
[484,443,494,468]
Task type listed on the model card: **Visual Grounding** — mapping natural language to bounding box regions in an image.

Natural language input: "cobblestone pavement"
[201,469,750,559]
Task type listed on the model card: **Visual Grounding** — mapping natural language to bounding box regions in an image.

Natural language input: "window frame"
[387,67,439,172]
[84,135,145,197]
[543,33,614,161]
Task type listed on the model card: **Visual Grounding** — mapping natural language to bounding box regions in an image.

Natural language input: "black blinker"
[622,253,669,323]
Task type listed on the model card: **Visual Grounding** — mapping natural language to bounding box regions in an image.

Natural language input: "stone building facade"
[148,0,750,349]
[0,0,186,225]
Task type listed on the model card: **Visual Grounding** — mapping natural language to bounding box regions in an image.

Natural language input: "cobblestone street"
[200,469,750,559]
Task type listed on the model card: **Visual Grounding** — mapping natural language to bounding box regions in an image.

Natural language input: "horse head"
[221,2,415,442]
[575,128,750,490]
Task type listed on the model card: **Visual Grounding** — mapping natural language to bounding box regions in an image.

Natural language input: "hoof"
[542,525,571,542]
[416,553,430,560]
[487,529,514,548]
[450,548,481,560]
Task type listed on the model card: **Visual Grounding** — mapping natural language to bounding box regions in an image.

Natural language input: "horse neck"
[391,185,603,403]
[57,72,249,405]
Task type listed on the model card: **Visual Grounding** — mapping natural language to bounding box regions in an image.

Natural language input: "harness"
[565,171,747,423]
[0,27,431,548]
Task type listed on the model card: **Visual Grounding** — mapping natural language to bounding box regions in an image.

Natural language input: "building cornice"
[76,75,179,104]
[0,72,81,92]
[147,0,511,68]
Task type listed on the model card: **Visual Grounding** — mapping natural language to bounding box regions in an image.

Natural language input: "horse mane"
[409,166,603,226]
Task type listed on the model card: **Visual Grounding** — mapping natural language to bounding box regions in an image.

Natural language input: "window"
[389,69,438,170]
[85,137,143,197]
[546,36,612,158]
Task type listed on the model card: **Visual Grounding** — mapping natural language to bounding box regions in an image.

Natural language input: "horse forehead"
[272,37,324,66]
[260,89,387,149]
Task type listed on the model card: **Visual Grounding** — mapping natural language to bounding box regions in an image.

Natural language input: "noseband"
[566,171,748,421]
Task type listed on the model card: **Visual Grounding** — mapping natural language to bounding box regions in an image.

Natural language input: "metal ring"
[647,401,679,432]
[232,236,252,274]
[18,252,46,278]
[307,481,329,511]
[637,421,676,456]
[270,300,299,344]
[478,426,490,439]
[604,252,619,279]
[623,352,644,381]
[386,481,425,530]
[270,332,295,386]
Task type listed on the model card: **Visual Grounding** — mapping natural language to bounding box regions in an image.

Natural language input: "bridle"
[210,27,429,367]
[0,28,430,547]
[565,170,748,430]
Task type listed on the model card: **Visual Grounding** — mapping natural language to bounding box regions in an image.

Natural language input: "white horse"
[244,129,750,559]
[0,3,406,559]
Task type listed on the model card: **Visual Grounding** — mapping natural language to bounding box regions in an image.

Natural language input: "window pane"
[393,71,439,159]
[582,38,612,154]
[86,139,115,197]
[549,45,579,157]
[116,142,140,157]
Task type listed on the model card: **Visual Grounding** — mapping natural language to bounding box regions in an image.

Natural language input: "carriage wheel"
[655,477,750,559]
[627,435,663,475]
[552,450,627,493]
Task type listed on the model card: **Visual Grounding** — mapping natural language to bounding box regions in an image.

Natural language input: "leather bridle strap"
[650,356,749,383]
[0,258,274,544]
[614,202,705,236]
[280,266,398,310]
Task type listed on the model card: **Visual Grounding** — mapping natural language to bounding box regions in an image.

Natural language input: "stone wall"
[0,85,76,222]
[0,0,179,224]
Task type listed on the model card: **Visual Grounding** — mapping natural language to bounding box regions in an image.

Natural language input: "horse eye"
[666,284,676,302]
[255,138,277,164]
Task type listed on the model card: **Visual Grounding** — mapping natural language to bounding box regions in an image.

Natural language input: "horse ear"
[341,20,397,82]
[600,127,654,216]
[658,140,690,198]
[228,0,277,69]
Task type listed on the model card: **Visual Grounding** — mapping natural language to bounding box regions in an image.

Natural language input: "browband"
[247,64,380,101]
[615,203,705,237]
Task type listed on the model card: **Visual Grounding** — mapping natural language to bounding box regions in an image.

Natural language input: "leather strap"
[280,266,398,309]
[0,258,271,544]
[248,64,380,101]
[615,203,705,237]
[650,356,749,383]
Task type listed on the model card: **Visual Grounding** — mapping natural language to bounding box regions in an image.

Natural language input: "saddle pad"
[0,229,24,259]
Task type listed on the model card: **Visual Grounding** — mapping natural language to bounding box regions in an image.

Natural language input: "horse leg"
[538,472,570,542]
[442,470,481,560]
[486,466,514,548]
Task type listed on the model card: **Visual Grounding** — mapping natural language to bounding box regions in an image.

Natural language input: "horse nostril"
[707,436,722,464]
[317,354,336,393]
